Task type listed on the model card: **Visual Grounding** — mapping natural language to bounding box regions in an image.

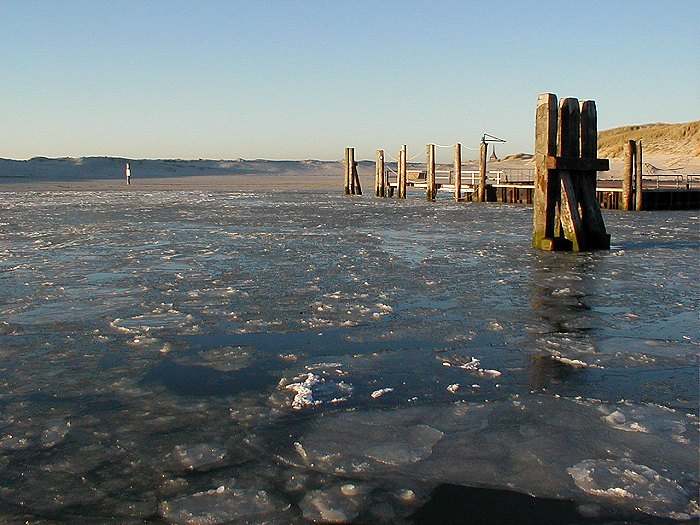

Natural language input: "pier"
[373,164,699,210]
[343,93,699,252]
[345,134,699,211]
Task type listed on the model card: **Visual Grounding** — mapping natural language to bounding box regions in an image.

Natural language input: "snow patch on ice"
[370,388,394,399]
[280,372,354,410]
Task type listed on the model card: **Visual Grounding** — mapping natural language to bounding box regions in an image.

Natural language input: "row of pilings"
[348,140,491,203]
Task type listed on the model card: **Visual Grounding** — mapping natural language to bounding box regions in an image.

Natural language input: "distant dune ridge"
[598,121,700,158]
[1,121,698,188]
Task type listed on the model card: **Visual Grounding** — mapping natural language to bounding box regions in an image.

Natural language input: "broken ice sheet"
[286,408,444,471]
[596,400,693,441]
[279,395,698,520]
[159,488,290,525]
[171,443,228,472]
[175,345,257,372]
[299,485,364,523]
[41,418,71,448]
[567,459,697,520]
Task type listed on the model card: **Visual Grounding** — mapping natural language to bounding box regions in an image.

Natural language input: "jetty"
[344,121,699,212]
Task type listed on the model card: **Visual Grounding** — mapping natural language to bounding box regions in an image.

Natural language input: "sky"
[1,0,698,161]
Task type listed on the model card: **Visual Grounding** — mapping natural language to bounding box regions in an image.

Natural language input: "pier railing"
[643,174,700,190]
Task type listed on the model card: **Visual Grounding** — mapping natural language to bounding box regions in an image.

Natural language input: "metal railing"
[643,174,699,190]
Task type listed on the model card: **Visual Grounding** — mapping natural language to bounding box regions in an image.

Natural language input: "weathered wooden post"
[622,140,635,211]
[350,148,362,195]
[635,140,643,211]
[426,143,436,201]
[534,93,559,245]
[398,145,407,199]
[533,93,610,251]
[454,143,462,201]
[579,100,608,243]
[477,139,488,202]
[396,148,402,198]
[344,148,352,195]
[375,150,385,197]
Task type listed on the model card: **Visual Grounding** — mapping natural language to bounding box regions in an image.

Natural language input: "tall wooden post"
[350,148,362,195]
[635,140,643,211]
[344,148,351,195]
[454,143,462,202]
[375,150,385,197]
[533,92,610,251]
[426,144,436,201]
[534,93,559,248]
[398,145,407,199]
[477,139,488,202]
[622,140,635,211]
[397,148,402,198]
[579,100,609,247]
[557,97,584,251]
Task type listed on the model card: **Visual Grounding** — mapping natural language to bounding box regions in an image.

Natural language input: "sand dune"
[2,119,699,191]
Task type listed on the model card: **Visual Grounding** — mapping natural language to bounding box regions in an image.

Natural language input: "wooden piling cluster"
[532,93,610,251]
[622,139,644,211]
[344,147,362,195]
[365,142,485,203]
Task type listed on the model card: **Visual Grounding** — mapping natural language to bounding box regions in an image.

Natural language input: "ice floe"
[567,459,697,520]
[159,488,290,524]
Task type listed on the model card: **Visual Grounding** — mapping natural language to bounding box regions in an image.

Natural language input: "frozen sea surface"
[0,190,697,524]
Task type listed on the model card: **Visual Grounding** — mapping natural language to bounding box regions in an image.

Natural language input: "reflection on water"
[0,191,697,523]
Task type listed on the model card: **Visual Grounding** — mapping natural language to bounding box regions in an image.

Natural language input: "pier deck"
[386,168,699,209]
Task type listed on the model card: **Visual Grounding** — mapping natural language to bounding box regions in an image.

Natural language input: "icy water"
[0,190,697,524]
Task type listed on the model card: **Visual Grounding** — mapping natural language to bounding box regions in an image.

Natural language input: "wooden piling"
[635,140,643,211]
[533,92,610,251]
[344,148,351,195]
[622,140,635,211]
[398,145,407,199]
[533,93,559,249]
[579,100,610,249]
[454,143,462,202]
[477,140,488,202]
[375,149,385,197]
[557,97,584,251]
[350,148,362,195]
[426,144,436,201]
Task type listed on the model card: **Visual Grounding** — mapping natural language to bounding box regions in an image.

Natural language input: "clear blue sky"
[1,0,698,161]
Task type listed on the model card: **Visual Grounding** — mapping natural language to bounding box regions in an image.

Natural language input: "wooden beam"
[544,156,609,172]
[560,172,585,251]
